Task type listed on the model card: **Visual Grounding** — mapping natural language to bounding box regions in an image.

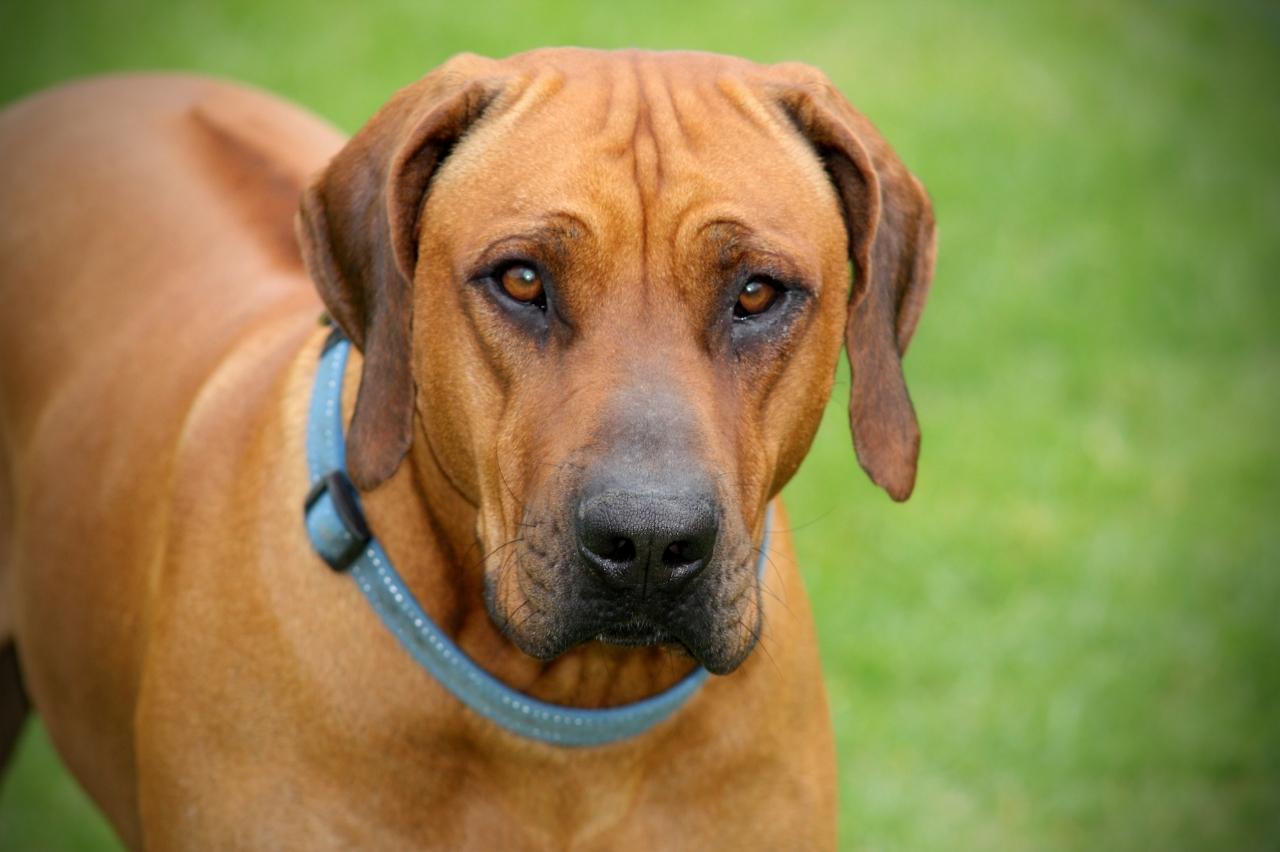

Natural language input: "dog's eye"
[499,263,545,307]
[733,278,781,319]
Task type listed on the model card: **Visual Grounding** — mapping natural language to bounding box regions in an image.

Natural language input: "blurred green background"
[1,0,1277,848]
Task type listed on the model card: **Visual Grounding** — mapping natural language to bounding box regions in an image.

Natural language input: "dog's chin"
[592,619,756,676]
[595,617,678,648]
[496,611,757,676]
[492,611,682,661]
[593,624,759,676]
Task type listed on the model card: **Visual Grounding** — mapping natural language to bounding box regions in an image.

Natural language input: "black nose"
[576,484,719,596]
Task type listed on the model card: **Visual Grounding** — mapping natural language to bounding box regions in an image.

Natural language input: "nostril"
[661,539,702,567]
[602,536,636,563]
[581,523,638,564]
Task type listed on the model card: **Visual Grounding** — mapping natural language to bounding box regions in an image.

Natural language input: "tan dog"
[0,49,934,848]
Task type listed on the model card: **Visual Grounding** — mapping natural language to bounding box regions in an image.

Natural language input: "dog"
[0,48,935,848]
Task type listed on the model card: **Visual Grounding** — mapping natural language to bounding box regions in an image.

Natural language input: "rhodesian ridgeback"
[0,48,935,848]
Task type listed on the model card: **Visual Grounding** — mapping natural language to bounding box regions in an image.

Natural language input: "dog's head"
[298,49,935,674]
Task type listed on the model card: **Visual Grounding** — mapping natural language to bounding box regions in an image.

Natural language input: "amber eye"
[734,278,781,318]
[499,264,545,305]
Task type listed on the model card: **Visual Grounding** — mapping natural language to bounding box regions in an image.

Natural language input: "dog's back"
[0,74,342,440]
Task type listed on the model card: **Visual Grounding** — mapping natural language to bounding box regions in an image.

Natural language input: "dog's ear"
[769,64,937,501]
[297,56,503,490]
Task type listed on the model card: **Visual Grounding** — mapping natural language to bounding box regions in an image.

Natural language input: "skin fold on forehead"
[422,50,849,302]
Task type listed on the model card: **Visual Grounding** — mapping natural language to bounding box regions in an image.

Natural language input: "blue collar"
[303,329,772,747]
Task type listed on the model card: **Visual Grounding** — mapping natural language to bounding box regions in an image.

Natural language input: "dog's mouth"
[595,616,678,648]
[484,532,763,674]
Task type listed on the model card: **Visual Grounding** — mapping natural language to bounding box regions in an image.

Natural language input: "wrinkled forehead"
[423,52,845,271]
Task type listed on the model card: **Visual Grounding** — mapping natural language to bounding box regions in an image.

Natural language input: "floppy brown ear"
[296,55,503,490]
[771,65,937,501]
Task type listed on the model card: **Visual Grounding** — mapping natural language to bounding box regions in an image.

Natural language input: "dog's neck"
[349,382,699,710]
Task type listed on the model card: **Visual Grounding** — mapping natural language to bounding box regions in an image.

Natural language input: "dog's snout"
[576,483,718,596]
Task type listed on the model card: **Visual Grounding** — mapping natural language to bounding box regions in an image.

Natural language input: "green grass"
[2,0,1277,848]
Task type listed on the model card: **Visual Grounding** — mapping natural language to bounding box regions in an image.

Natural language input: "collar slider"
[304,470,371,572]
